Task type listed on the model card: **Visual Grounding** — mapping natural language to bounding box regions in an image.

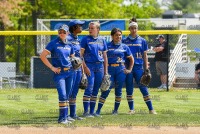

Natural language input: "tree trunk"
[29,0,38,56]
[0,21,6,62]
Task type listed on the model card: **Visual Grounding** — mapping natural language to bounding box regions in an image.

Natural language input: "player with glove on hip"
[123,18,157,114]
[67,20,85,121]
[95,28,134,116]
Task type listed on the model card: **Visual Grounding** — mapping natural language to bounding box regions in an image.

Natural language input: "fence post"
[10,80,16,89]
[0,77,2,89]
[166,34,170,92]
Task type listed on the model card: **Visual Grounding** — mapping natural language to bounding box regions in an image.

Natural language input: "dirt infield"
[0,126,200,134]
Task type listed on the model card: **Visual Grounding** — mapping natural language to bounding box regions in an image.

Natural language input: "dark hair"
[129,17,137,23]
[111,28,122,36]
[69,25,79,33]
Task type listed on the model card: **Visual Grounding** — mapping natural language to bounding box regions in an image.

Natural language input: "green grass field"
[0,88,200,128]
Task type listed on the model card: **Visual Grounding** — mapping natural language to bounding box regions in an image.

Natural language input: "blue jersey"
[107,41,132,64]
[67,33,81,57]
[81,35,107,63]
[122,35,148,65]
[45,37,74,68]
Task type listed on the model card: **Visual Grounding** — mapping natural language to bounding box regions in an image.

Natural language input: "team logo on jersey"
[71,41,80,45]
[88,42,96,44]
[64,47,70,50]
[116,49,125,52]
[108,48,115,51]
[57,46,70,50]
[117,57,123,63]
[88,41,103,46]
[133,44,142,46]
[57,46,63,49]
[127,44,142,46]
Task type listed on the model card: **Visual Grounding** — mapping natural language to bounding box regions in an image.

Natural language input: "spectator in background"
[153,35,168,89]
[194,63,200,89]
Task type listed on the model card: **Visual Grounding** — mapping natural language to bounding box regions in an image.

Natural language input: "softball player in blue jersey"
[40,24,75,124]
[95,28,134,116]
[67,20,85,120]
[80,21,108,117]
[122,21,157,114]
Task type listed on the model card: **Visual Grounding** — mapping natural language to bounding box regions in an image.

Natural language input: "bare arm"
[124,55,134,74]
[80,49,86,69]
[127,56,134,70]
[80,49,85,74]
[80,48,90,76]
[153,46,164,52]
[40,49,60,74]
[40,50,52,69]
[103,51,108,75]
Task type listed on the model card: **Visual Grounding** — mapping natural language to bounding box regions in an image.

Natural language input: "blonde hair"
[89,21,100,30]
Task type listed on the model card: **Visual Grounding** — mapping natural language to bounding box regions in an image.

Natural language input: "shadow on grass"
[1,116,58,126]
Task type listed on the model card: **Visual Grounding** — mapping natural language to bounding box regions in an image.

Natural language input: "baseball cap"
[156,34,165,39]
[68,20,85,27]
[129,22,138,28]
[58,24,69,32]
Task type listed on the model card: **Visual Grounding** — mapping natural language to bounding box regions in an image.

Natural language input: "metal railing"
[168,34,187,88]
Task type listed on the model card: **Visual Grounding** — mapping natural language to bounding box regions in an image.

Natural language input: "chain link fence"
[0,19,200,89]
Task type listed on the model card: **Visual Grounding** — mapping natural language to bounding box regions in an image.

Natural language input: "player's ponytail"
[129,17,137,23]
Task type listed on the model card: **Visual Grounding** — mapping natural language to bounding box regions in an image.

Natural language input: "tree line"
[0,0,199,75]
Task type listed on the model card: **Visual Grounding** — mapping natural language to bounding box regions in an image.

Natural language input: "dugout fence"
[0,30,200,90]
